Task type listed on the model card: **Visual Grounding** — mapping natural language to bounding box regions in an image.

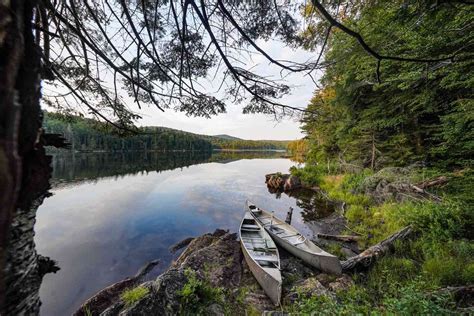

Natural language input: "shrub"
[383,281,455,315]
[391,200,469,241]
[290,165,325,186]
[365,257,419,298]
[179,269,224,314]
[422,240,474,286]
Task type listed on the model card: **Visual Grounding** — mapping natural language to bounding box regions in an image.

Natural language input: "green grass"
[121,286,149,306]
[287,164,473,313]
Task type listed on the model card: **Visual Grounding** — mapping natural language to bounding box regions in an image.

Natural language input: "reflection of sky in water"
[35,155,309,316]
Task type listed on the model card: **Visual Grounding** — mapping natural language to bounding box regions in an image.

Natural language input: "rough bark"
[341,226,414,272]
[0,0,55,313]
[0,0,25,308]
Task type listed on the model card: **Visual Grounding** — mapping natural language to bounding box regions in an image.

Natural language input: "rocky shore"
[73,169,438,315]
[75,229,355,315]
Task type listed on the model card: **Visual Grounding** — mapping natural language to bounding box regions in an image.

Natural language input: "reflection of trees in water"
[269,188,336,222]
[50,150,284,188]
[50,151,211,188]
[209,150,283,163]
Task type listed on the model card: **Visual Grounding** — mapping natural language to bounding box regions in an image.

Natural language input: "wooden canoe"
[239,211,282,305]
[247,201,342,275]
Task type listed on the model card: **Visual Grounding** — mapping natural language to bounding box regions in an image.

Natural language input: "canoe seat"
[253,255,279,263]
[242,224,260,230]
[253,246,277,252]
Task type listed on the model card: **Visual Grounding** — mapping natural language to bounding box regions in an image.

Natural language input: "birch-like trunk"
[0,1,55,314]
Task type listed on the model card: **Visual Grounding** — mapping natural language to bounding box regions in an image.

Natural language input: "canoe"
[246,201,342,275]
[239,211,282,305]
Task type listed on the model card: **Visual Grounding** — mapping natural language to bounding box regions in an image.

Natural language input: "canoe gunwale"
[246,201,342,275]
[239,211,282,305]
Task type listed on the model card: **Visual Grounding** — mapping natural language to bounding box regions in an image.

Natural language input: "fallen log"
[416,176,448,189]
[410,184,442,202]
[317,233,361,243]
[341,226,414,272]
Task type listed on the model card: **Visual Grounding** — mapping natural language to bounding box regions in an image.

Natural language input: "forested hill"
[43,112,289,152]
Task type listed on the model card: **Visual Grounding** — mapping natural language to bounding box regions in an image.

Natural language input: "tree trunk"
[341,226,414,272]
[0,1,56,314]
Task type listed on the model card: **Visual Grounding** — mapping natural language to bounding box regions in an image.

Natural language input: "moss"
[120,286,149,306]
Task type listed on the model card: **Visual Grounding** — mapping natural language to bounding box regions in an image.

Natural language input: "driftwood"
[73,259,160,316]
[343,224,363,236]
[317,233,361,243]
[341,226,414,272]
[410,184,443,202]
[416,176,448,189]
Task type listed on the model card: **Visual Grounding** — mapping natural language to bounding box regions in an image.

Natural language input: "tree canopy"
[38,0,472,131]
[300,0,473,169]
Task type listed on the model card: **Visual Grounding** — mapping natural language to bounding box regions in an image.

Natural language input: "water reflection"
[285,189,336,221]
[49,150,284,188]
[36,151,308,315]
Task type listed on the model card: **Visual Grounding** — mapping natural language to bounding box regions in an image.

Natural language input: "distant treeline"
[206,138,289,150]
[43,112,288,152]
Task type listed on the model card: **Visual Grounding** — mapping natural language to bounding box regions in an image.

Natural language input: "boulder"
[328,274,354,292]
[265,173,302,192]
[285,277,332,303]
[283,175,302,191]
[172,230,242,288]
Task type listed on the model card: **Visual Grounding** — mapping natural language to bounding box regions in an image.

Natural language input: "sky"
[43,39,317,140]
[132,39,318,141]
[42,6,322,141]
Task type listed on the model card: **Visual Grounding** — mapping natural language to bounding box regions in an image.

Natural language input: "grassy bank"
[289,165,473,314]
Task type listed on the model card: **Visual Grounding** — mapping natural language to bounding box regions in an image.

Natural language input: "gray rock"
[110,271,187,316]
[328,274,354,292]
[207,303,225,315]
[285,277,332,303]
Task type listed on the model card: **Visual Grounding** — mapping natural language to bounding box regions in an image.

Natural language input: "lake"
[35,151,321,315]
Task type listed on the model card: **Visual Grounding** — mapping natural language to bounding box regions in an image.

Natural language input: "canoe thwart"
[253,255,279,263]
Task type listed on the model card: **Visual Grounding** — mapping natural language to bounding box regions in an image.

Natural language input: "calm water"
[35,151,321,315]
